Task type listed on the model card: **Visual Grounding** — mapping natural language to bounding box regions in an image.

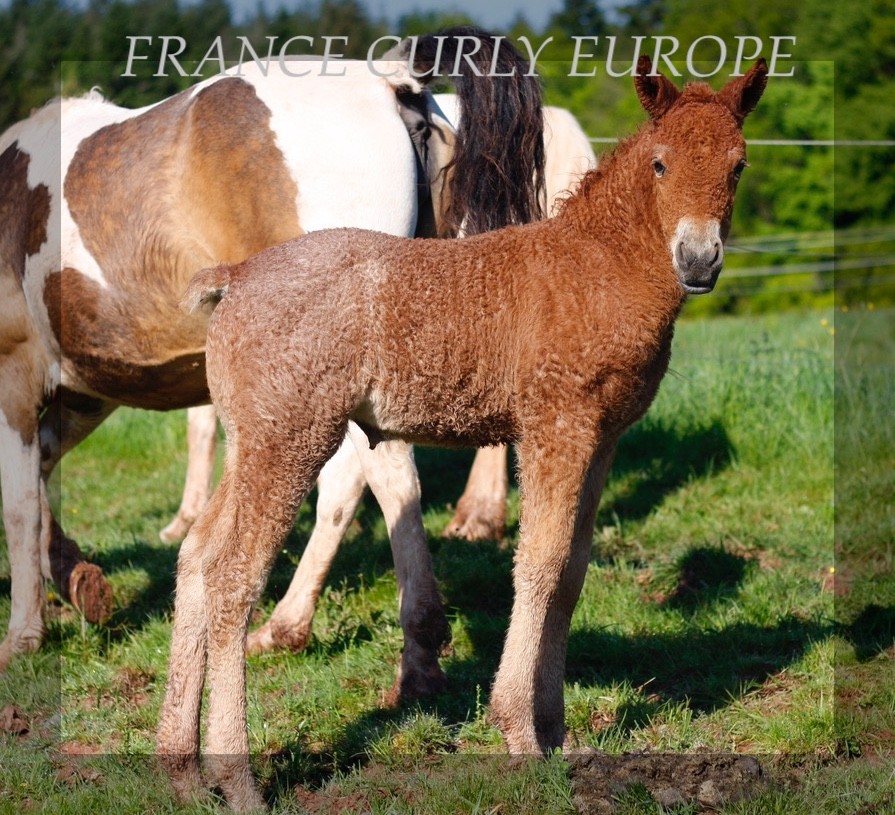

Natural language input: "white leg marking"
[0,413,44,670]
[247,436,367,654]
[160,405,218,543]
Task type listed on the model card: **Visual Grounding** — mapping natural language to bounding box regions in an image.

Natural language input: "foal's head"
[635,57,768,294]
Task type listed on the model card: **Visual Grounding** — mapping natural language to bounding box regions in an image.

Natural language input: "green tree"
[547,0,609,38]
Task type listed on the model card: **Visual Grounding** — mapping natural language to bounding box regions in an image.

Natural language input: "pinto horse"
[0,28,545,671]
[163,57,767,811]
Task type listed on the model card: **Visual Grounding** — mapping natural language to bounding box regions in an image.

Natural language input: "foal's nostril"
[710,242,721,266]
[675,241,688,268]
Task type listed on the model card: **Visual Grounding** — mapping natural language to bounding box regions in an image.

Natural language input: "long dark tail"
[394,26,546,236]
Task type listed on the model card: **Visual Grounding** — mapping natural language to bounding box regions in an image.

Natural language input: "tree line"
[1,0,891,309]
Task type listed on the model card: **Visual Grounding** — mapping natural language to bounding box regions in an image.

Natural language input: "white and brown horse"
[163,57,767,811]
[0,28,545,671]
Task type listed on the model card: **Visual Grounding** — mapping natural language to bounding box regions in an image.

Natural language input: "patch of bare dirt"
[293,786,374,814]
[568,752,766,813]
[112,666,155,707]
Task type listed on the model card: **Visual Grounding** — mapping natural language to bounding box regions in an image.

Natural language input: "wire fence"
[584,137,895,301]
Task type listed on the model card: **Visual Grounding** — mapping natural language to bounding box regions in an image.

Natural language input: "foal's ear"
[717,58,769,125]
[634,56,681,119]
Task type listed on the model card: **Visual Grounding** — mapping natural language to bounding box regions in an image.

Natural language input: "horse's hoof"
[383,660,448,708]
[0,630,42,672]
[247,619,311,655]
[245,623,274,656]
[442,500,505,541]
[159,514,193,544]
[68,562,114,623]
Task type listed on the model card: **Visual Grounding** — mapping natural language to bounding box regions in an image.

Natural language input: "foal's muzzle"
[671,218,724,295]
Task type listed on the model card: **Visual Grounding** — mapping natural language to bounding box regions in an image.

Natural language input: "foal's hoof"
[68,562,114,624]
[157,753,209,807]
[383,662,448,708]
[206,754,267,813]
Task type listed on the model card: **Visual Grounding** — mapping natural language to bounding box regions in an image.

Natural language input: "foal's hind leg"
[204,438,340,812]
[156,515,213,804]
[346,424,451,703]
[161,422,344,812]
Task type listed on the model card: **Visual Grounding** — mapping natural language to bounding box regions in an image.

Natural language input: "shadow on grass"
[599,418,734,524]
[255,611,833,805]
[565,616,831,712]
[846,604,895,660]
[659,546,753,611]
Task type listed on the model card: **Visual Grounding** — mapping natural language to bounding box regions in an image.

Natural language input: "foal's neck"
[555,123,685,323]
[561,127,663,241]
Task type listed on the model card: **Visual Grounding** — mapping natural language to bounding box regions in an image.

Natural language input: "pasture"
[0,306,891,813]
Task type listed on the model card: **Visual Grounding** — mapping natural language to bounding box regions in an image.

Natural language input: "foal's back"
[196,206,649,454]
[199,224,535,448]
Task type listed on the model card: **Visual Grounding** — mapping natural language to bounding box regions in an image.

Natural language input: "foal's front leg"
[490,430,615,753]
[346,424,451,703]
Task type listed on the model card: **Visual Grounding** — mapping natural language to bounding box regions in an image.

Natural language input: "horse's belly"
[63,351,209,411]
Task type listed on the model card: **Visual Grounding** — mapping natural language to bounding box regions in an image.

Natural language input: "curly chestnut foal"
[158,57,767,811]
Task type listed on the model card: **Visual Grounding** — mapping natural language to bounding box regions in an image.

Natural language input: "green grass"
[0,307,890,813]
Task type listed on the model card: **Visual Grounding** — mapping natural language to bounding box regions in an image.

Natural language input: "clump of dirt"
[568,751,766,813]
[0,704,29,736]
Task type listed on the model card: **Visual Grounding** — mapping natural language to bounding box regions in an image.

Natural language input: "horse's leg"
[346,423,451,704]
[246,435,367,655]
[38,395,116,623]
[490,431,615,754]
[443,445,508,541]
[0,401,44,671]
[159,405,217,543]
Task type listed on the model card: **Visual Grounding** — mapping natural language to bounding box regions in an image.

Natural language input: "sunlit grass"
[1,308,888,813]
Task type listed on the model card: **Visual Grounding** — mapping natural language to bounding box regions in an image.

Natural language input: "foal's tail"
[181,264,234,315]
[389,27,546,236]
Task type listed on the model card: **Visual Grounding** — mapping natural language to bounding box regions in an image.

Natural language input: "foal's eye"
[651,159,667,178]
[733,159,749,180]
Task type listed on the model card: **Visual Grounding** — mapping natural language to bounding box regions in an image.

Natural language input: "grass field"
[0,307,892,813]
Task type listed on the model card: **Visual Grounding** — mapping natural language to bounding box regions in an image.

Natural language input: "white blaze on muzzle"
[670,217,723,294]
